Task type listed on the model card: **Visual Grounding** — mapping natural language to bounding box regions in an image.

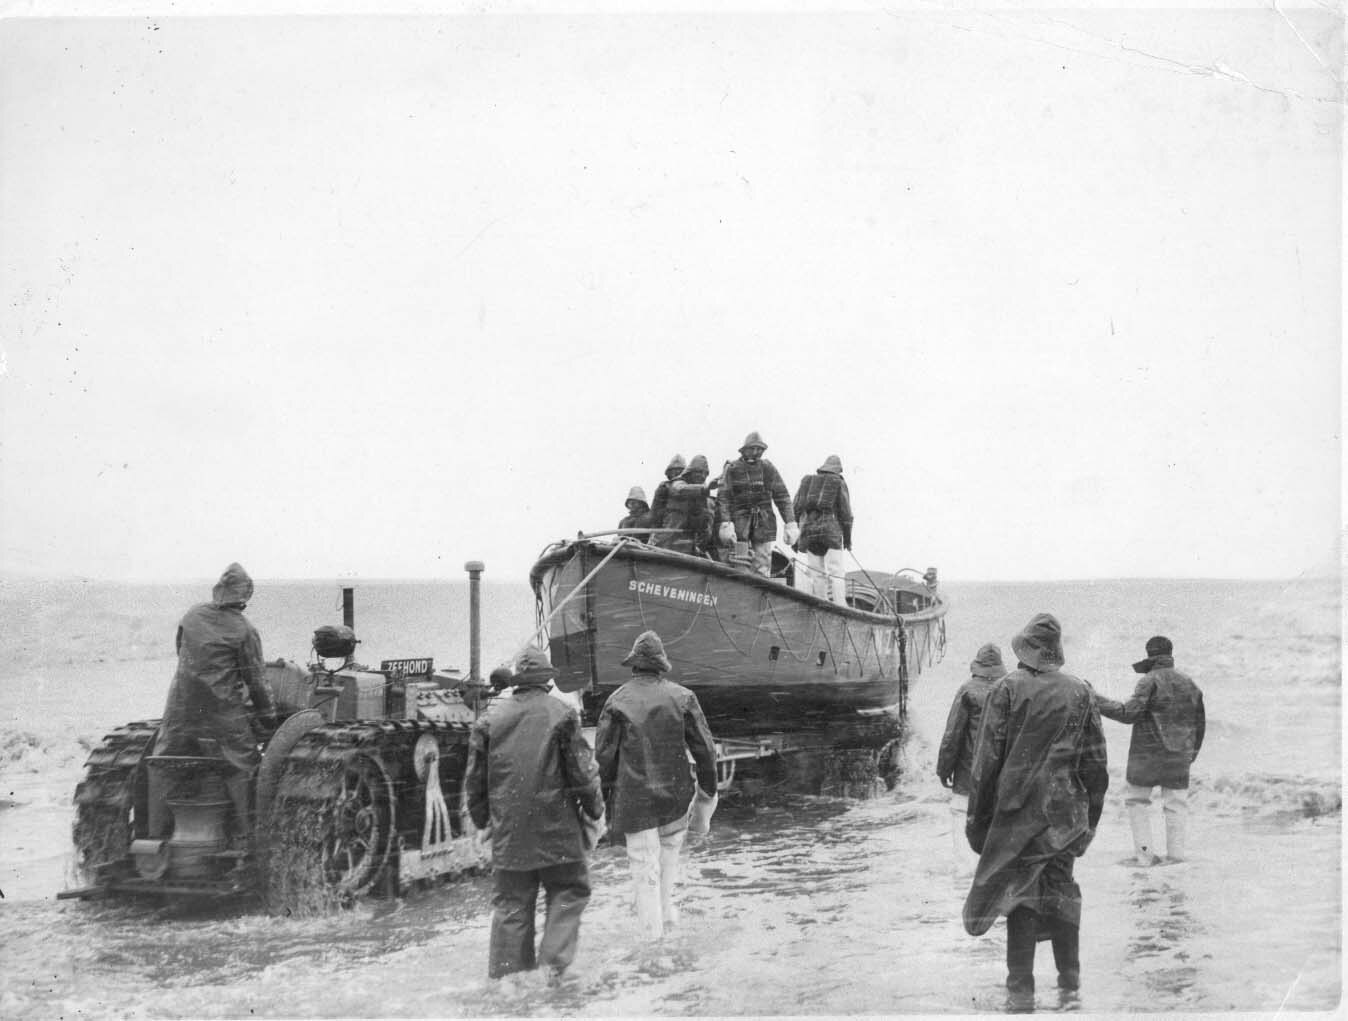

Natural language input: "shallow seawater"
[0,576,1340,1016]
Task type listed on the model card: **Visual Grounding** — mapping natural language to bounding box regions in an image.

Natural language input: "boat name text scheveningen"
[629,579,719,607]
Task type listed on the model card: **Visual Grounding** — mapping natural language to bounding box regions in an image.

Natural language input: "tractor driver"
[154,562,278,839]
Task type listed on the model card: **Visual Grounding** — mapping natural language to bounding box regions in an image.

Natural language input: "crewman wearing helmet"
[716,431,799,576]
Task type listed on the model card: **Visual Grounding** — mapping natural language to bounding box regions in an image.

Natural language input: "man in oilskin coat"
[937,642,1007,871]
[791,454,853,604]
[1095,635,1205,864]
[154,562,277,839]
[465,647,605,982]
[963,613,1109,1001]
[595,630,719,940]
[716,430,799,576]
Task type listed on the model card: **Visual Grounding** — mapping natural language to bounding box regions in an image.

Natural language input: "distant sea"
[0,575,1339,1017]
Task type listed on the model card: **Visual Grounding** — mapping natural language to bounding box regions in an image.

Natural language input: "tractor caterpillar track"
[259,718,476,908]
[72,720,160,883]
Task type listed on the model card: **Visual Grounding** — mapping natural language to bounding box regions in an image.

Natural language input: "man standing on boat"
[618,485,653,541]
[964,613,1109,1002]
[662,454,717,555]
[936,643,1006,873]
[647,454,686,544]
[465,647,606,982]
[717,431,799,576]
[791,454,854,604]
[595,630,719,939]
[1094,635,1205,865]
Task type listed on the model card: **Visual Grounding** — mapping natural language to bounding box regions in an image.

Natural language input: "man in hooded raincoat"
[937,643,1007,871]
[791,454,854,604]
[465,647,605,980]
[594,630,719,939]
[716,431,799,576]
[154,562,277,837]
[1095,635,1205,864]
[963,613,1109,997]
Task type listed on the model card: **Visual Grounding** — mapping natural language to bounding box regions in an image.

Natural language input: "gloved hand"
[966,824,986,855]
[689,787,718,838]
[784,522,800,546]
[580,809,607,851]
[718,522,736,546]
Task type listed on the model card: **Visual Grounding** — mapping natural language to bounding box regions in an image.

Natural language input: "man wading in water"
[963,613,1109,1005]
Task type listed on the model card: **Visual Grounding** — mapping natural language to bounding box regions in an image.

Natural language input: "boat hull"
[528,540,946,739]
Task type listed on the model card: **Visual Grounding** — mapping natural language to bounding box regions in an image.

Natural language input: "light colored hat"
[621,630,671,673]
[739,430,767,453]
[513,646,558,684]
[970,643,1006,679]
[665,454,687,476]
[1011,614,1065,672]
[626,485,649,506]
[818,455,843,474]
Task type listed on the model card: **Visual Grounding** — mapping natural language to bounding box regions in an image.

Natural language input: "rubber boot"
[225,772,254,847]
[147,768,172,838]
[1005,908,1037,994]
[1127,802,1160,865]
[1164,808,1187,863]
[1051,921,1080,990]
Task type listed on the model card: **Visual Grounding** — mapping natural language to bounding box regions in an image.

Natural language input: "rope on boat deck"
[514,537,634,661]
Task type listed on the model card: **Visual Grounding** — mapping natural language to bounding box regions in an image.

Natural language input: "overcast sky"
[0,2,1341,584]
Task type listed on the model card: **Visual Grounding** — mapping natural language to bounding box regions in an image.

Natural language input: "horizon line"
[1,572,1337,586]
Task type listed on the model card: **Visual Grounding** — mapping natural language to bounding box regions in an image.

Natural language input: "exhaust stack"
[465,561,484,684]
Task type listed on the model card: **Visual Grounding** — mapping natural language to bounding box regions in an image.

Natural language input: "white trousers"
[808,548,848,605]
[1124,782,1190,861]
[793,548,848,605]
[625,819,689,938]
[948,793,979,875]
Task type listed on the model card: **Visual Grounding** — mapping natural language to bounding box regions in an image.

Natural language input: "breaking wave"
[0,727,93,777]
[1194,771,1342,820]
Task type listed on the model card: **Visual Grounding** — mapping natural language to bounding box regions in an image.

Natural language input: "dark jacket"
[594,672,719,835]
[618,506,653,541]
[963,666,1109,936]
[649,479,675,530]
[465,685,604,870]
[156,563,275,769]
[936,675,996,795]
[792,471,853,554]
[1095,657,1205,788]
[716,457,794,543]
[662,478,715,550]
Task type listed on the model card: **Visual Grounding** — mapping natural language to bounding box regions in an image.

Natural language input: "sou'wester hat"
[621,630,671,673]
[1010,613,1065,672]
[817,455,844,475]
[739,431,768,454]
[970,643,1007,679]
[513,647,558,685]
